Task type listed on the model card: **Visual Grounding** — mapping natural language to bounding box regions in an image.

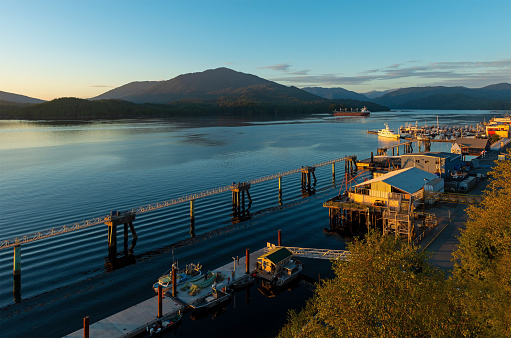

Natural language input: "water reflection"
[104,238,137,272]
[13,274,21,303]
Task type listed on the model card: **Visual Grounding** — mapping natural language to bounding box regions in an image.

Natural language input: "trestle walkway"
[1,155,356,250]
[267,244,350,260]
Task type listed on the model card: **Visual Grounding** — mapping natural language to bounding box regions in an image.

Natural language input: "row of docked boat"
[151,246,303,318]
[375,122,488,140]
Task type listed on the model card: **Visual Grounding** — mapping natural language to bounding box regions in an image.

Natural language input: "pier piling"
[278,229,282,246]
[158,285,163,318]
[172,266,177,297]
[83,316,89,338]
[190,199,195,220]
[13,244,20,276]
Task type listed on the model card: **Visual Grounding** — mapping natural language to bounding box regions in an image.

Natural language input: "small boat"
[189,286,232,312]
[377,123,400,139]
[146,311,182,336]
[228,274,255,291]
[181,271,217,296]
[153,262,202,293]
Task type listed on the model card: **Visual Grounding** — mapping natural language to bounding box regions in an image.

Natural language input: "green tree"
[452,153,511,337]
[278,231,473,338]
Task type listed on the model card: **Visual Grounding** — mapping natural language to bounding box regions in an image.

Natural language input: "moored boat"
[181,271,217,296]
[228,274,255,291]
[189,286,232,312]
[146,311,182,336]
[377,123,400,139]
[153,262,202,293]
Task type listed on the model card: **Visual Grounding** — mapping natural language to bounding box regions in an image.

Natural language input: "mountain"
[90,68,325,105]
[0,90,45,104]
[301,87,369,101]
[91,81,160,100]
[373,84,511,109]
[363,89,396,99]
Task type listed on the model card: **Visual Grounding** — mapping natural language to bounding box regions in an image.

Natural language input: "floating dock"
[65,247,269,338]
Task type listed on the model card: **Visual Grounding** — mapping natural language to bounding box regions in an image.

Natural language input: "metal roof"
[402,152,461,161]
[452,138,490,149]
[259,247,292,264]
[354,167,437,194]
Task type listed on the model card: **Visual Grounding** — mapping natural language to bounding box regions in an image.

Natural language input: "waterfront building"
[486,123,510,138]
[451,138,491,157]
[350,167,437,209]
[401,152,463,178]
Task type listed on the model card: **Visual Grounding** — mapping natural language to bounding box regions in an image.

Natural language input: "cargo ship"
[333,106,370,117]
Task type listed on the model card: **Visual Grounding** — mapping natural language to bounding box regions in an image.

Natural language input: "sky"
[1,0,510,101]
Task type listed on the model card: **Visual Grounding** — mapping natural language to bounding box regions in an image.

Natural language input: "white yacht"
[378,123,400,139]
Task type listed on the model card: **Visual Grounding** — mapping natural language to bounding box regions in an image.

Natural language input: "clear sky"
[1,0,510,101]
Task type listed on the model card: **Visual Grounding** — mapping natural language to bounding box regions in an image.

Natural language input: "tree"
[452,152,511,337]
[278,231,474,337]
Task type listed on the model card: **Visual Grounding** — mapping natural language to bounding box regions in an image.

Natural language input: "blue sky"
[1,0,510,100]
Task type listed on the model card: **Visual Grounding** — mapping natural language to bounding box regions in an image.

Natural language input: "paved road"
[419,172,491,271]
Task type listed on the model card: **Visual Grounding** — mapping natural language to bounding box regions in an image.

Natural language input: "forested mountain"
[91,81,160,100]
[0,90,44,104]
[302,87,369,101]
[373,83,511,109]
[362,89,396,99]
[90,68,326,104]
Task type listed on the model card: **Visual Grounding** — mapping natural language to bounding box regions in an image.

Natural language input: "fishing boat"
[189,286,232,313]
[153,262,202,293]
[146,311,182,336]
[377,123,400,139]
[333,106,370,117]
[181,271,217,296]
[228,274,255,291]
[255,247,303,287]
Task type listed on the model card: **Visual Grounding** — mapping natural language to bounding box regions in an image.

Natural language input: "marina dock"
[65,247,269,338]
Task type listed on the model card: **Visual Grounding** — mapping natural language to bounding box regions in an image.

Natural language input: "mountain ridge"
[0,90,45,104]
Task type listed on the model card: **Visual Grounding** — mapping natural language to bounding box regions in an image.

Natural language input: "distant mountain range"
[304,83,511,110]
[1,68,509,120]
[372,83,511,109]
[301,87,369,101]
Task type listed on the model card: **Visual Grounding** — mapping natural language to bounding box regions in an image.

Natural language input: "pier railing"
[267,244,350,260]
[0,155,356,250]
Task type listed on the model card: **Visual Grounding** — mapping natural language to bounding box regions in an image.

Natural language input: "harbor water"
[0,110,499,337]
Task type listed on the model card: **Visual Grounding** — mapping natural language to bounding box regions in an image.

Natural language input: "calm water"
[0,110,497,337]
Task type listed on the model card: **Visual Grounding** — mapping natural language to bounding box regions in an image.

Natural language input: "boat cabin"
[257,247,293,274]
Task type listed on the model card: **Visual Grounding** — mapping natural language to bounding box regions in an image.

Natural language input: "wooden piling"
[158,285,163,318]
[278,230,282,246]
[123,223,128,242]
[83,316,89,338]
[172,266,177,297]
[13,245,20,276]
[190,199,195,220]
[107,224,117,247]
